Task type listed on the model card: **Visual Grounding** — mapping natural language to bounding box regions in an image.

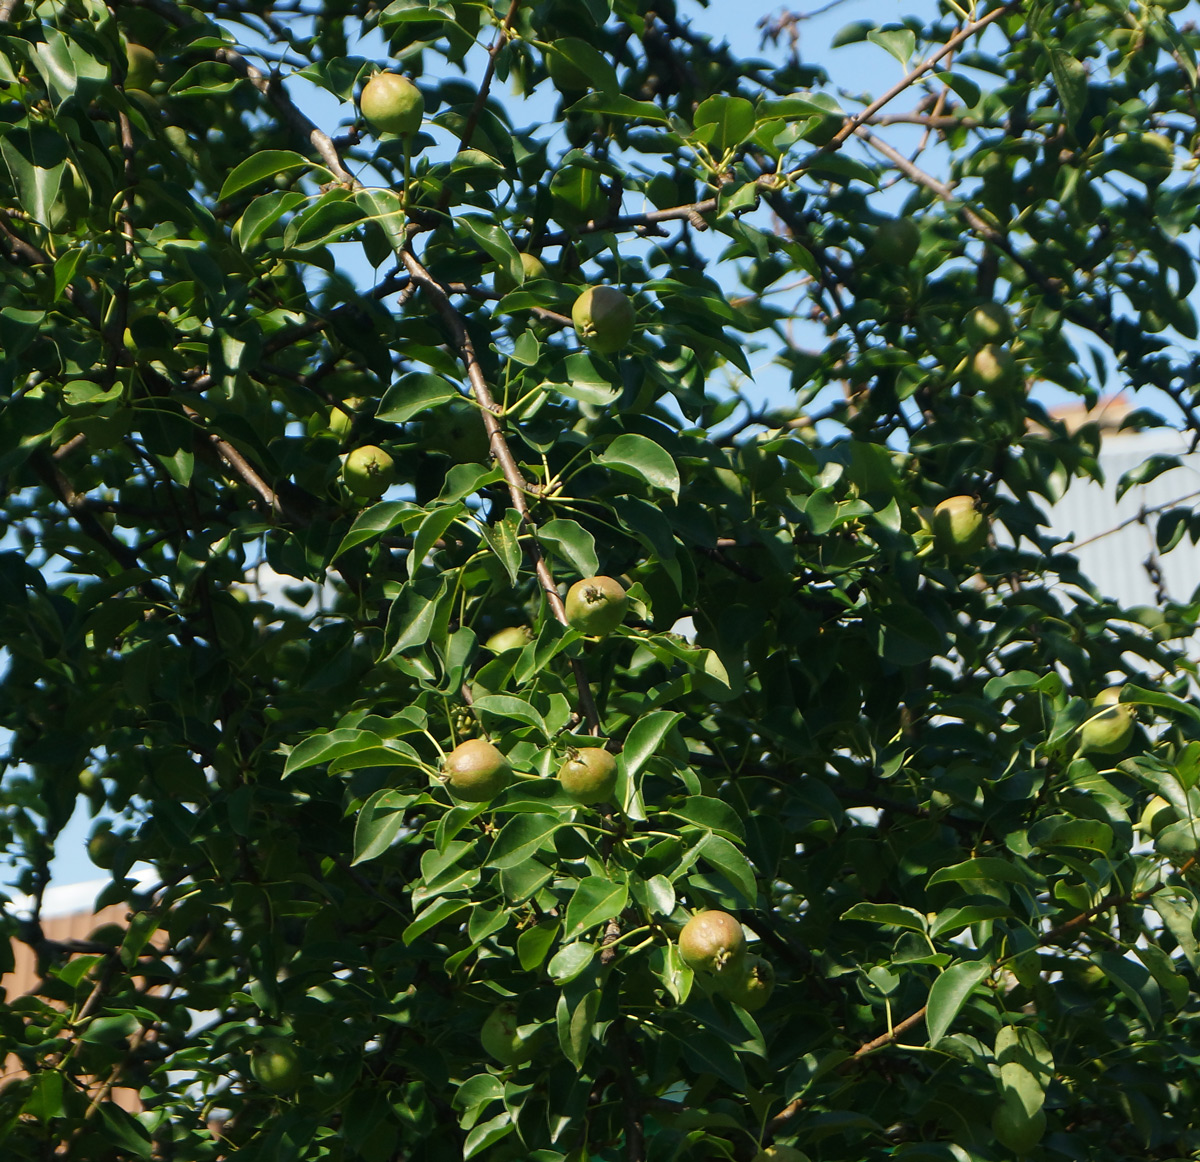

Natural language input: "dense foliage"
[4,0,1200,1159]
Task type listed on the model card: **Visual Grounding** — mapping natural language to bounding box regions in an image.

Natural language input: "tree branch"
[826,2,1020,149]
[399,249,603,734]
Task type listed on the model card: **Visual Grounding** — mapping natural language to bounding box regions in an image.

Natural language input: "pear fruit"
[964,303,1013,346]
[1139,794,1175,837]
[1079,686,1136,756]
[931,495,987,555]
[361,73,424,137]
[480,1002,542,1066]
[124,43,158,91]
[963,344,1020,393]
[342,445,396,499]
[677,909,746,979]
[442,739,512,802]
[564,576,627,636]
[485,625,532,653]
[557,748,618,806]
[495,252,549,294]
[868,217,919,266]
[571,286,636,354]
[250,1038,302,1092]
[718,953,775,1012]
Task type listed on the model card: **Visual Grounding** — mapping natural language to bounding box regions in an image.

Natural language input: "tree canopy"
[4,0,1200,1159]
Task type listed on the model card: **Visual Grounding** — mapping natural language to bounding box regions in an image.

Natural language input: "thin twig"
[399,249,603,734]
[453,0,521,157]
[180,404,286,521]
[826,2,1020,149]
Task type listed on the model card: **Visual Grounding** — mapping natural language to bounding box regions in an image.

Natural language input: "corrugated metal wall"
[1041,429,1200,609]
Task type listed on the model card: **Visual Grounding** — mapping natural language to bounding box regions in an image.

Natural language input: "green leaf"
[52,249,84,303]
[597,432,681,494]
[697,834,757,906]
[665,796,745,843]
[1028,816,1113,853]
[564,876,628,940]
[404,897,471,945]
[1092,949,1160,1027]
[233,189,307,251]
[927,858,1041,889]
[692,95,756,154]
[333,500,417,559]
[453,1073,505,1113]
[488,813,562,869]
[558,988,601,1068]
[546,353,621,406]
[283,728,386,777]
[353,789,418,864]
[463,1111,513,1159]
[457,213,521,273]
[939,70,981,108]
[21,1071,63,1122]
[97,1103,153,1159]
[409,503,464,578]
[381,577,450,659]
[119,910,159,968]
[538,518,599,578]
[929,903,1011,939]
[470,694,548,737]
[678,1027,748,1091]
[549,38,619,95]
[569,92,670,123]
[218,150,311,201]
[548,941,594,984]
[841,902,929,932]
[378,373,462,422]
[517,920,559,970]
[1045,44,1087,128]
[926,960,991,1046]
[866,27,916,65]
[623,712,684,781]
[478,508,523,586]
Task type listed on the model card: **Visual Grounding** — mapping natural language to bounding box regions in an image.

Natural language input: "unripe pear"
[480,1002,541,1065]
[571,286,636,354]
[124,43,158,91]
[250,1038,302,1092]
[328,398,364,442]
[557,748,618,806]
[1139,794,1175,837]
[360,73,424,137]
[931,495,987,555]
[678,910,746,978]
[1079,686,1136,756]
[718,953,775,1012]
[495,252,549,294]
[87,825,121,870]
[564,575,627,636]
[442,738,512,802]
[963,344,1020,393]
[485,625,532,653]
[342,445,396,499]
[964,302,1013,346]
